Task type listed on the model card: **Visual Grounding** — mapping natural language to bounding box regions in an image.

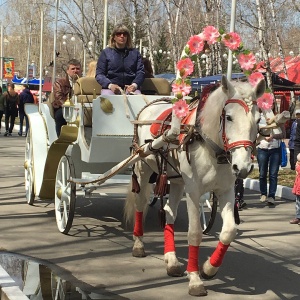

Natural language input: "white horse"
[124,75,265,296]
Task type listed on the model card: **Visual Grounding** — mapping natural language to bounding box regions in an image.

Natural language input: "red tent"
[256,56,300,84]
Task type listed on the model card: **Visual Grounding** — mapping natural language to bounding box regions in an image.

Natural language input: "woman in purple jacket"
[96,24,145,95]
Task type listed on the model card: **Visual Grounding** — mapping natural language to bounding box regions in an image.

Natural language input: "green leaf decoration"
[219,28,225,35]
[100,97,113,114]
[185,46,190,55]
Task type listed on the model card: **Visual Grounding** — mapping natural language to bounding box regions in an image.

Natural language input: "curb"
[0,266,29,299]
[244,178,295,201]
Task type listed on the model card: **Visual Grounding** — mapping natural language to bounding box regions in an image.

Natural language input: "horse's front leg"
[185,193,207,296]
[163,182,185,277]
[201,188,237,279]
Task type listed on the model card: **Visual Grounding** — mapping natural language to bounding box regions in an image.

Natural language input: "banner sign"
[28,63,36,80]
[3,57,14,79]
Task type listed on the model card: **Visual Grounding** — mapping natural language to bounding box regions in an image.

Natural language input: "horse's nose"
[232,164,253,179]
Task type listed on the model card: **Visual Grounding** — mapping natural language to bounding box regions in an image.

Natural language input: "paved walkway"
[0,128,299,300]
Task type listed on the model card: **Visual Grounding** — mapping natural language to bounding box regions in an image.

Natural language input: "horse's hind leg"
[185,193,207,296]
[125,161,153,257]
[163,182,185,277]
[201,191,237,280]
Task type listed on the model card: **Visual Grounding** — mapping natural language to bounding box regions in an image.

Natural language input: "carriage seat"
[140,78,171,95]
[73,77,102,127]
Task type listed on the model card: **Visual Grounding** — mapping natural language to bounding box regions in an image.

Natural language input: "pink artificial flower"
[172,81,182,95]
[187,35,204,54]
[180,82,192,96]
[257,93,274,110]
[172,81,192,97]
[222,32,241,50]
[176,58,194,78]
[173,99,189,118]
[238,53,256,71]
[248,72,264,87]
[203,26,220,45]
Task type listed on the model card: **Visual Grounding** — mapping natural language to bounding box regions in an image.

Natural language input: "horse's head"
[199,75,265,178]
[220,75,265,178]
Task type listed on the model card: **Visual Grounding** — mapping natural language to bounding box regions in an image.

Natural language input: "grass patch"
[248,168,296,188]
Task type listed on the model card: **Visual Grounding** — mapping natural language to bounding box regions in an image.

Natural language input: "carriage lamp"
[63,94,76,123]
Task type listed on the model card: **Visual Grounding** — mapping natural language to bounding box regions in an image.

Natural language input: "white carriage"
[24,77,216,234]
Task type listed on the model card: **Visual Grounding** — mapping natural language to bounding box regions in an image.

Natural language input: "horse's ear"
[254,79,266,99]
[221,75,235,98]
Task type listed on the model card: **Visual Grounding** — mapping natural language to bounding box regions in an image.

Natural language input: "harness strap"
[195,125,227,157]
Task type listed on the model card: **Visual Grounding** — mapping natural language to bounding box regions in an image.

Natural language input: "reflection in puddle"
[0,253,117,299]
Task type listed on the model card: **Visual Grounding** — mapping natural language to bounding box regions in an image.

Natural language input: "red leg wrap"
[164,224,175,253]
[186,245,199,272]
[133,211,143,236]
[210,242,230,267]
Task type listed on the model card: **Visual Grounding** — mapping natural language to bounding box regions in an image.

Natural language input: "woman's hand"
[125,84,137,94]
[109,84,121,94]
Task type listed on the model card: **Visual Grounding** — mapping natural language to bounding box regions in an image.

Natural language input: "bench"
[140,78,171,95]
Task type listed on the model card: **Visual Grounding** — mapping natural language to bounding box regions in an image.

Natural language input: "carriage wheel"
[55,155,76,234]
[200,192,217,234]
[24,131,35,205]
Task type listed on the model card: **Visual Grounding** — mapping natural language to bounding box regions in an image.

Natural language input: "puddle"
[0,252,121,299]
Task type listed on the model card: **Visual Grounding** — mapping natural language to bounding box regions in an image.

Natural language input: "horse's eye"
[226,115,233,122]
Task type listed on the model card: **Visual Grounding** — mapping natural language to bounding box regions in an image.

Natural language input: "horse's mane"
[199,80,255,144]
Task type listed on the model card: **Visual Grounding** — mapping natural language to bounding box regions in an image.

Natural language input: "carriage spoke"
[55,155,76,234]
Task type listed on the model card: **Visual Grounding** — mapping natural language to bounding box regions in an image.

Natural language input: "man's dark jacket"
[19,88,34,114]
[95,47,145,89]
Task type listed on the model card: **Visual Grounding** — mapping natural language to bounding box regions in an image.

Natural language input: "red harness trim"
[150,107,197,143]
[222,99,255,151]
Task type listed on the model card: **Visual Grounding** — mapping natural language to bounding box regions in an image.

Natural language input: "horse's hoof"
[132,248,146,257]
[167,265,184,277]
[200,267,217,280]
[188,284,207,296]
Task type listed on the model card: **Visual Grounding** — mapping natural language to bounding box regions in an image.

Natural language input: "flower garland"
[172,25,272,117]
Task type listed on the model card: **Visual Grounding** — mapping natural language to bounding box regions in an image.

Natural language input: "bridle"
[195,97,257,164]
[221,99,256,152]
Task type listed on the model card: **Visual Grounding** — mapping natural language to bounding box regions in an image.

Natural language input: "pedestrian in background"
[18,84,34,137]
[86,60,97,77]
[257,111,285,206]
[4,83,19,136]
[142,57,154,78]
[290,153,300,224]
[0,86,4,134]
[288,109,300,170]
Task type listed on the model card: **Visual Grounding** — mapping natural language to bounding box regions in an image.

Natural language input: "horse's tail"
[124,179,151,226]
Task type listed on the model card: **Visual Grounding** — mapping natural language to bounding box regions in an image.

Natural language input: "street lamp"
[83,41,93,75]
[151,48,171,74]
[201,53,210,76]
[62,34,76,58]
